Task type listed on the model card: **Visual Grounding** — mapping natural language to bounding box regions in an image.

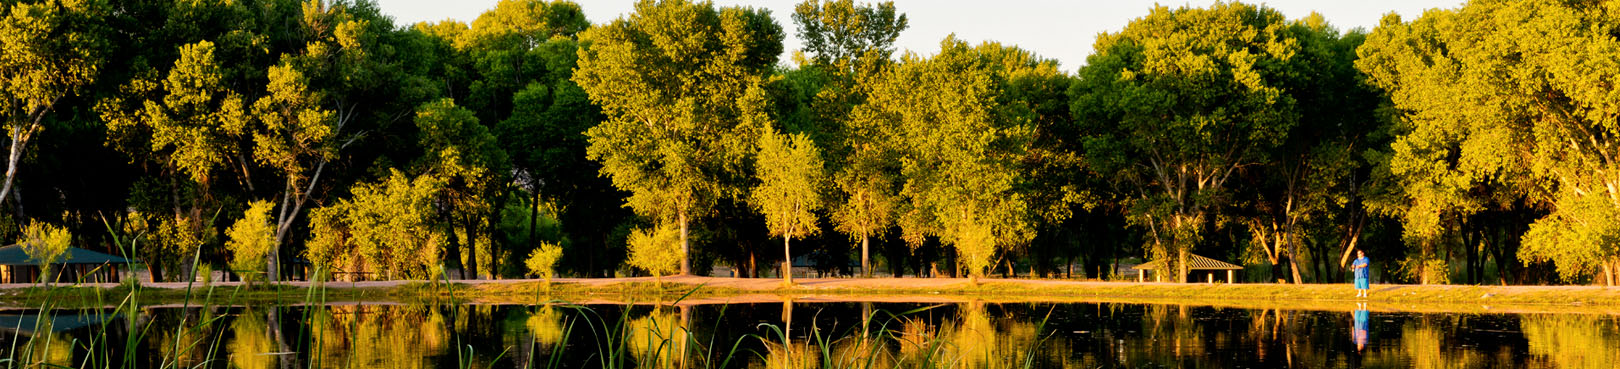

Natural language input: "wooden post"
[1228,270,1235,283]
[1138,270,1144,283]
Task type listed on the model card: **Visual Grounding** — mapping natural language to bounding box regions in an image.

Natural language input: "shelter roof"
[0,244,134,266]
[1130,253,1242,271]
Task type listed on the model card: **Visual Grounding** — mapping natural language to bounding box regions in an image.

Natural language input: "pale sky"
[375,0,1463,71]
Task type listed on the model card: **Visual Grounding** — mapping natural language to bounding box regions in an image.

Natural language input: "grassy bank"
[6,278,1619,314]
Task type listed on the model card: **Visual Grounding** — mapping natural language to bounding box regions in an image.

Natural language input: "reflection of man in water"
[1352,303,1369,351]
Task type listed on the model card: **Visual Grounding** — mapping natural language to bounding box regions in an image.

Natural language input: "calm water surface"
[3,300,1617,368]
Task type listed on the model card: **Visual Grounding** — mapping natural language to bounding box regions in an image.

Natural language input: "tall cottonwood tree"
[250,63,335,281]
[1072,3,1303,282]
[253,0,410,281]
[1238,15,1383,284]
[751,127,826,285]
[454,0,625,276]
[859,37,1042,283]
[415,98,507,279]
[0,0,108,212]
[100,40,251,280]
[574,0,783,275]
[792,0,908,277]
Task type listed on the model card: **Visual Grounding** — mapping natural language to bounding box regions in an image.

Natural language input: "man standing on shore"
[1352,250,1371,298]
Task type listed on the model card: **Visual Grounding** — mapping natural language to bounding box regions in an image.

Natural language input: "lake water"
[2,300,1617,368]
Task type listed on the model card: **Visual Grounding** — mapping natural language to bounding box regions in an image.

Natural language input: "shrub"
[626,225,682,282]
[18,222,71,284]
[526,242,564,281]
[226,201,276,282]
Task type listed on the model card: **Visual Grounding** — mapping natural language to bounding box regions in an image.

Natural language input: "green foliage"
[790,0,910,277]
[306,170,444,280]
[225,201,275,281]
[0,0,109,203]
[1072,2,1303,282]
[1521,191,1620,282]
[525,241,563,280]
[415,98,506,278]
[792,0,907,66]
[626,224,682,280]
[13,0,1620,287]
[18,221,70,280]
[252,63,334,183]
[1357,0,1620,283]
[574,0,784,274]
[101,40,249,186]
[751,128,827,241]
[854,36,1058,279]
[496,196,563,245]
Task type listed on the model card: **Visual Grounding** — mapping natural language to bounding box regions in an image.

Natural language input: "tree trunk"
[1178,249,1189,283]
[783,233,793,285]
[679,210,690,275]
[445,217,465,279]
[0,125,32,211]
[1288,250,1304,285]
[531,185,540,245]
[1604,261,1615,287]
[777,223,790,283]
[861,235,870,278]
[465,214,480,280]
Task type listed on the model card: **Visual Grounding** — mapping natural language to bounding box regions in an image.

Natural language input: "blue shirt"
[1352,256,1370,280]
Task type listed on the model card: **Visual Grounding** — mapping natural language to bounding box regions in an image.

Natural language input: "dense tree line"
[1,0,1614,285]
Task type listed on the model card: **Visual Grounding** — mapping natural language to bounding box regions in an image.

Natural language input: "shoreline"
[5,276,1618,314]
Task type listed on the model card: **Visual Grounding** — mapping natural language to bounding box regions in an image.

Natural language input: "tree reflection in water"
[11,301,1620,368]
[625,306,691,368]
[305,304,449,368]
[1522,314,1620,368]
[227,309,273,369]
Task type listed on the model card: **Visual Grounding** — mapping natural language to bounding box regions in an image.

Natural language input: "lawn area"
[5,276,1618,314]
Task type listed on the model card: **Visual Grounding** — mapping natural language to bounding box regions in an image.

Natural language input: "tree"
[18,221,69,284]
[626,224,681,283]
[415,98,507,279]
[791,0,907,66]
[0,0,108,212]
[574,0,783,275]
[1237,15,1383,284]
[104,40,250,188]
[1072,3,1302,282]
[99,40,250,281]
[250,0,397,282]
[305,170,444,280]
[457,0,624,277]
[858,37,1042,283]
[791,0,909,278]
[225,200,275,282]
[1358,0,1620,285]
[458,0,588,125]
[250,63,336,281]
[751,127,827,284]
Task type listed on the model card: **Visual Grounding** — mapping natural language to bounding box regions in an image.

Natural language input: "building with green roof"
[0,244,135,284]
